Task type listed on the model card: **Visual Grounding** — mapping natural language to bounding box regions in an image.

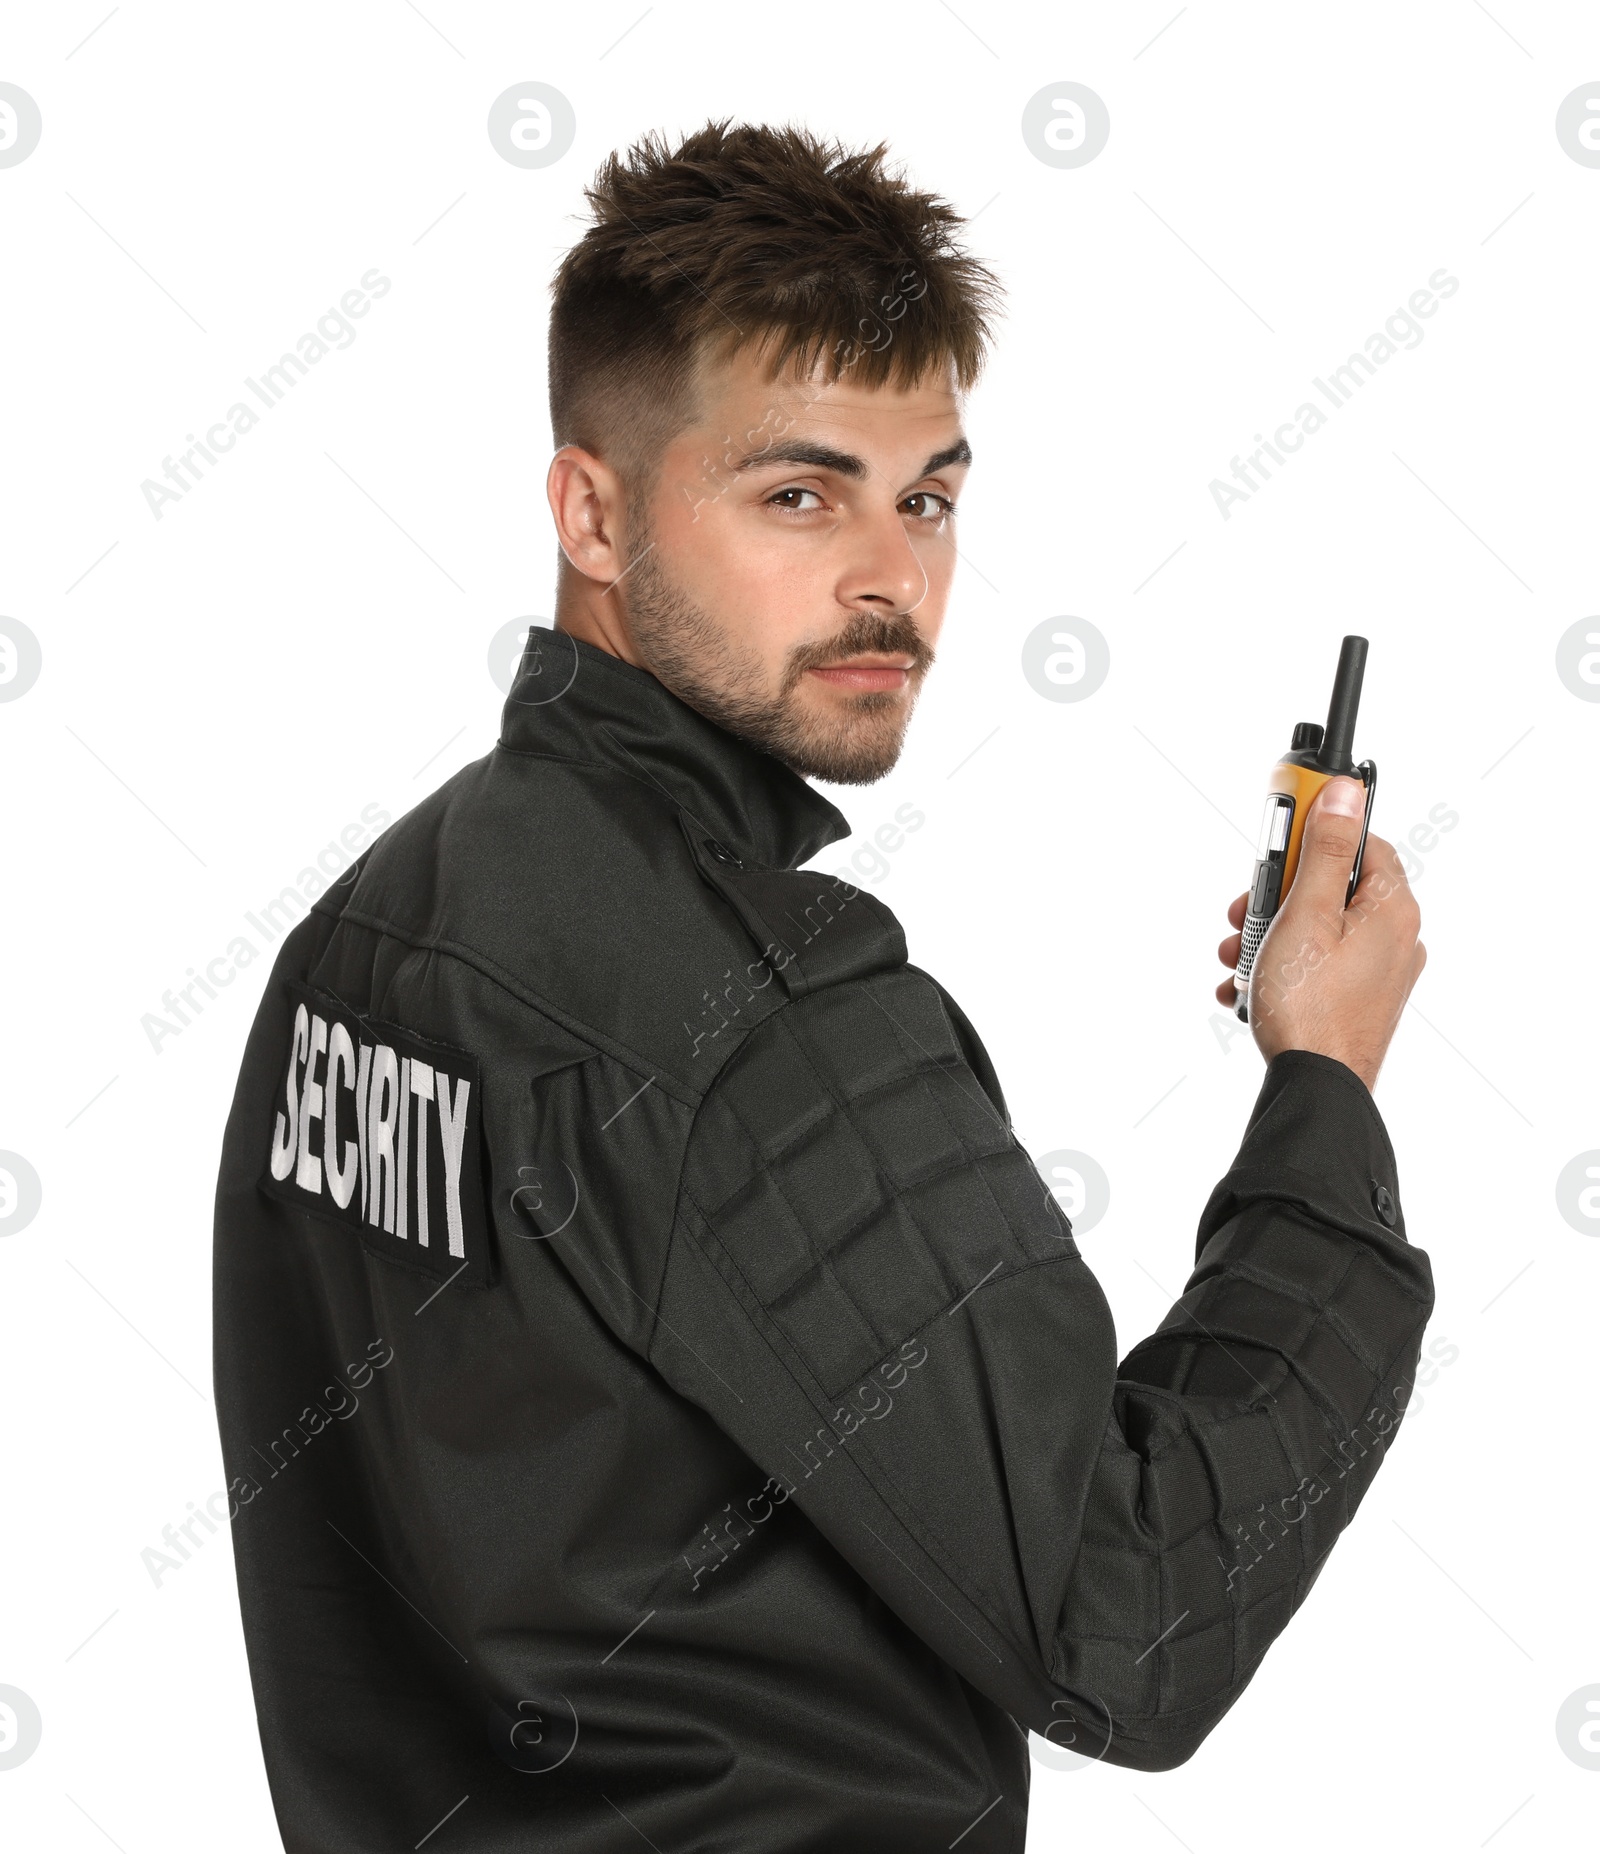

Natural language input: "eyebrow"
[729,437,973,482]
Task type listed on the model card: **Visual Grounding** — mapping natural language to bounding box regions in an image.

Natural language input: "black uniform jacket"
[213,625,1435,1852]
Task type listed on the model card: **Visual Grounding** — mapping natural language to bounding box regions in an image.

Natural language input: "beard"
[620,537,935,786]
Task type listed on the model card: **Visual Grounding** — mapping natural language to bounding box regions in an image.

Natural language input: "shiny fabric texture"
[213,626,1435,1851]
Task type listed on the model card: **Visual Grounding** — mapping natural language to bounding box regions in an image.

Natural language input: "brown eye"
[903,491,955,522]
[768,487,825,512]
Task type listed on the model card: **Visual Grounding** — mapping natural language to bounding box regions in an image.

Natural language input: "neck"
[554,572,641,666]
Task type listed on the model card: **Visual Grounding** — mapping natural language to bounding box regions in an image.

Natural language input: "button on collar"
[1371,1183,1397,1227]
[705,839,743,869]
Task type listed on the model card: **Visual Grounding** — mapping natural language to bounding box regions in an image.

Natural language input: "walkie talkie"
[1233,635,1377,1024]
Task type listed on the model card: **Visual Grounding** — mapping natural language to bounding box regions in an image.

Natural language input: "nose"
[836,499,931,616]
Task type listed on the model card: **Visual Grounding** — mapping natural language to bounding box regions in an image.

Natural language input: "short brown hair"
[548,119,1001,496]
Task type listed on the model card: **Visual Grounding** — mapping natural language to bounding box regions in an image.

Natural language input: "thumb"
[1285,777,1366,917]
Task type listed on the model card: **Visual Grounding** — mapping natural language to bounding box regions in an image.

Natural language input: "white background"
[2,3,1596,1848]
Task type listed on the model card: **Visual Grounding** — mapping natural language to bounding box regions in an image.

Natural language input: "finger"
[1227,891,1248,930]
[1215,977,1238,1006]
[1218,932,1242,967]
[1282,777,1367,920]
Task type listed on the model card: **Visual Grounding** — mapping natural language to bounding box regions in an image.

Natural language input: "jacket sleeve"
[648,963,1435,1770]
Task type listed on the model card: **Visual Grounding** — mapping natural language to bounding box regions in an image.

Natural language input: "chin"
[786,688,917,784]
[779,717,909,785]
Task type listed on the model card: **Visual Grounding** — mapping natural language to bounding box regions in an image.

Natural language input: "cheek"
[695,508,807,605]
[659,505,824,657]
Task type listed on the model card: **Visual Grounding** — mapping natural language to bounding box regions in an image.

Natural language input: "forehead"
[684,339,964,449]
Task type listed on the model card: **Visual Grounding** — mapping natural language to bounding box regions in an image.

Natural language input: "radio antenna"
[1321,635,1368,772]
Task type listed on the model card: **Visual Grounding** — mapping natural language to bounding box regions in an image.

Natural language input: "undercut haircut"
[548,119,1002,504]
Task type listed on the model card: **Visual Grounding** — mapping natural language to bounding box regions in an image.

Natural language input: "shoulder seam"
[307,896,702,1109]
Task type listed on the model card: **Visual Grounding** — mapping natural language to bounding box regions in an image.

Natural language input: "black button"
[1371,1183,1397,1227]
[705,839,742,868]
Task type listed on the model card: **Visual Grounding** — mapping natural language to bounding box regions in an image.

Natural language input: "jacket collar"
[496,624,853,872]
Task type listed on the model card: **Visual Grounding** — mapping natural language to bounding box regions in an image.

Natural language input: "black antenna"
[1321,635,1368,772]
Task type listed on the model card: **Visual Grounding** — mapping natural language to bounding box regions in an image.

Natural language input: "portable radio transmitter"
[1233,634,1377,1024]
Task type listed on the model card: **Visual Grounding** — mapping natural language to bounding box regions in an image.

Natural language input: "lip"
[805,658,914,693]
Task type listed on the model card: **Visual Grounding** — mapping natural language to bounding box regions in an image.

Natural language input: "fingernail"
[1319,777,1364,818]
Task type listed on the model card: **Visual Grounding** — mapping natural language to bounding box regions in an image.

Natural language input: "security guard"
[214,122,1434,1851]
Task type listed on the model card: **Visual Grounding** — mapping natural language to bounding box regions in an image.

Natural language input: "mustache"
[782,613,935,688]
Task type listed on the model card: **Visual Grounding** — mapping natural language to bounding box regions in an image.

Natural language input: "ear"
[546,446,630,585]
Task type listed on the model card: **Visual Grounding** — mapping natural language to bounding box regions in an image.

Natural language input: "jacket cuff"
[1195,1049,1409,1260]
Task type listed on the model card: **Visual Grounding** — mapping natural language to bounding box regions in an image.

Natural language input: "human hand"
[1214,778,1426,1092]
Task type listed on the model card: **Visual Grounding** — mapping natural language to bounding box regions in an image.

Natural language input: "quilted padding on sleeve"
[652,989,1434,1769]
[677,965,1077,1399]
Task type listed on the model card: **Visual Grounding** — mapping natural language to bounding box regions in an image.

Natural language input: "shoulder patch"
[259,981,492,1287]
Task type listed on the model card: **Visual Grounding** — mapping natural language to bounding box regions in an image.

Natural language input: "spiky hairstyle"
[548,119,1002,496]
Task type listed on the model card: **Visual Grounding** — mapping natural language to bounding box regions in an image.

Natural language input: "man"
[214,121,1433,1851]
